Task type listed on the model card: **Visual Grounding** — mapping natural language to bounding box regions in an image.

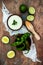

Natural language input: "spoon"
[25,21,40,40]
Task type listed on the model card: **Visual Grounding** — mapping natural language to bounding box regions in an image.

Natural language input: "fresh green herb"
[17,38,20,41]
[11,33,31,47]
[16,43,25,51]
[12,20,17,25]
[11,41,23,46]
[25,41,30,50]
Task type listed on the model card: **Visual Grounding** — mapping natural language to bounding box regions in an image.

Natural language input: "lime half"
[2,36,9,44]
[7,51,15,59]
[29,7,35,14]
[27,15,34,21]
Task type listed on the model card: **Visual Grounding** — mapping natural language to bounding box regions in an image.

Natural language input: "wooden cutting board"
[0,0,43,65]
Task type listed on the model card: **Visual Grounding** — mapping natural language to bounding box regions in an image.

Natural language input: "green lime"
[29,7,35,14]
[27,15,34,21]
[19,4,28,13]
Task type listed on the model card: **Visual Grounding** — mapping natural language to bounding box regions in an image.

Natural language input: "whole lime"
[19,4,28,13]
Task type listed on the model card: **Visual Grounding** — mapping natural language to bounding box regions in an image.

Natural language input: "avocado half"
[7,15,23,31]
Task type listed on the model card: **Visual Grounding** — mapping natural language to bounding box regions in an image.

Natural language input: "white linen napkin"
[23,35,41,62]
[2,2,41,62]
[2,2,28,36]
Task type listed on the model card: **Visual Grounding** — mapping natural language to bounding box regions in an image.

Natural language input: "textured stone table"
[0,0,43,65]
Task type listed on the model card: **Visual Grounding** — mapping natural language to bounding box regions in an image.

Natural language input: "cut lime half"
[27,15,34,21]
[2,36,9,44]
[7,50,15,59]
[29,7,35,14]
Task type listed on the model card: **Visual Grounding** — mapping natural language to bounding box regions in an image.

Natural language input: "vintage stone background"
[0,0,43,65]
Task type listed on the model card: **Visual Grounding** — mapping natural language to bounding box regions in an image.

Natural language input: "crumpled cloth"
[2,2,28,36]
[2,2,41,62]
[23,35,41,62]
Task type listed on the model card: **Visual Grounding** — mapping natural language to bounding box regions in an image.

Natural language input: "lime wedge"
[2,36,9,44]
[7,51,15,58]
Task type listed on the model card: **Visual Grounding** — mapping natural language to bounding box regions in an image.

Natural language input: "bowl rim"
[7,14,23,31]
